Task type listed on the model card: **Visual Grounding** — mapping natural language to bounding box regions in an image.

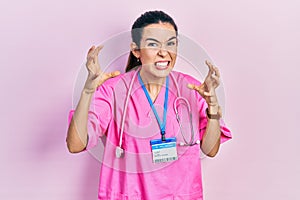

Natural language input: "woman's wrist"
[208,105,219,114]
[83,79,97,94]
[82,87,95,95]
[206,105,222,120]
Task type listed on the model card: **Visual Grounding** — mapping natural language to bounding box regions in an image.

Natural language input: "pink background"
[1,0,299,199]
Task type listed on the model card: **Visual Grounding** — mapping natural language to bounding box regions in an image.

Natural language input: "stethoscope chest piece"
[116,146,124,158]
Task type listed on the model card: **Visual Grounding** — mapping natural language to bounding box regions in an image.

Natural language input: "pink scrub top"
[68,68,232,200]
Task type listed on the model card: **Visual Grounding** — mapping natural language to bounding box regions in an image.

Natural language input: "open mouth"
[154,61,170,70]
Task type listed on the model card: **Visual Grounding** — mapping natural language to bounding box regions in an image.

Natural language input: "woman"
[67,10,231,200]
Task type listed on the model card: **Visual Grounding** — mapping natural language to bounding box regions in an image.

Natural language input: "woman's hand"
[188,60,220,108]
[83,45,120,94]
[188,61,222,156]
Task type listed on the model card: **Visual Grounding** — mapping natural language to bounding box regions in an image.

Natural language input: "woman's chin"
[153,67,172,78]
[154,64,169,71]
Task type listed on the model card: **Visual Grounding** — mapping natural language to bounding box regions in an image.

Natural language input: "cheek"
[170,53,177,62]
[140,50,157,62]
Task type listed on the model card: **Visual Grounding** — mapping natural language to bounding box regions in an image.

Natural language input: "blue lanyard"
[138,72,169,141]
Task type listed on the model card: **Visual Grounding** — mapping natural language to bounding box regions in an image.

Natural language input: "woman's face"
[133,22,178,80]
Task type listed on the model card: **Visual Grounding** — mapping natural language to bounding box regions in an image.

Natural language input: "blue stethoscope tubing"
[116,68,200,158]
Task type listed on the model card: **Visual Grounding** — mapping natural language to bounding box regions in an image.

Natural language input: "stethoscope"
[116,68,200,158]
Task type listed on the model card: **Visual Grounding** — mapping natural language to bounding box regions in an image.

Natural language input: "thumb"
[187,83,198,90]
[107,70,121,78]
[187,83,206,97]
[97,70,121,86]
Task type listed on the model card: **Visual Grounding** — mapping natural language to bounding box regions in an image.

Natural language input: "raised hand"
[188,60,220,107]
[84,45,120,93]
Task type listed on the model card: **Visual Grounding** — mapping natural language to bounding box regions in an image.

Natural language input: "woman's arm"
[66,45,120,153]
[200,104,221,157]
[66,90,94,153]
[188,60,222,157]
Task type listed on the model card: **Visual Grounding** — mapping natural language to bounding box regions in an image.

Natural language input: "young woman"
[67,10,231,200]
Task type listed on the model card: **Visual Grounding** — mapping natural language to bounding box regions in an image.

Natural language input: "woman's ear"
[130,42,140,59]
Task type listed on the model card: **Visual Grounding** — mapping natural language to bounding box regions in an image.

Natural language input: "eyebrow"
[145,36,177,42]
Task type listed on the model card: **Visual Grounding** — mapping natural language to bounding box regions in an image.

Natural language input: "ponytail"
[125,52,141,72]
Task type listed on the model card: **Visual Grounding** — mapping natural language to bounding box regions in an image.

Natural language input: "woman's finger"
[87,46,95,59]
[86,57,95,70]
[204,91,213,97]
[106,70,121,79]
[187,83,199,91]
[188,83,208,98]
[111,70,121,77]
[205,60,214,76]
[213,66,220,78]
[96,70,121,87]
[187,83,201,93]
[95,45,104,54]
[94,45,104,65]
[211,73,219,81]
[88,45,95,53]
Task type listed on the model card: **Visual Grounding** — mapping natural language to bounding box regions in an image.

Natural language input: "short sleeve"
[67,84,113,150]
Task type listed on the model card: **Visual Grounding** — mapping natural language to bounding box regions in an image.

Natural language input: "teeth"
[155,61,168,67]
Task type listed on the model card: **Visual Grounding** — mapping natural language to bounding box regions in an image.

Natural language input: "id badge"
[150,137,178,164]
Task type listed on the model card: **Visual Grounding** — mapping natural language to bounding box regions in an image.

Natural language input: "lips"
[154,61,170,70]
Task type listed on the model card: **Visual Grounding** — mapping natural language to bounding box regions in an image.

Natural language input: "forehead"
[142,23,177,41]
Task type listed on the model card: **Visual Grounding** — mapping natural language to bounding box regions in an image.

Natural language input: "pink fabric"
[68,68,232,199]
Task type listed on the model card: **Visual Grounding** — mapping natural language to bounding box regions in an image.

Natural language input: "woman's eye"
[147,42,159,47]
[167,41,176,46]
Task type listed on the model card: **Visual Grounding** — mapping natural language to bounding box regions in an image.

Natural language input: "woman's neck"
[139,71,166,101]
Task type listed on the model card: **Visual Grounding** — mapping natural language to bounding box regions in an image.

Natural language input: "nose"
[158,48,168,57]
